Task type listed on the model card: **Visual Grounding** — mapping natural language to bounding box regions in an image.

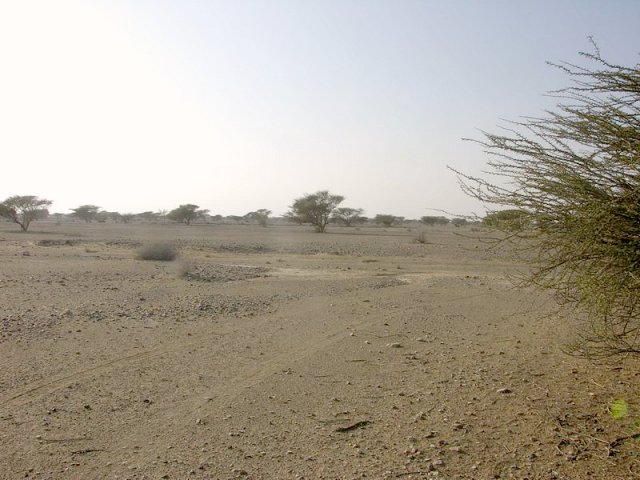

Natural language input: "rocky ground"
[0,222,638,480]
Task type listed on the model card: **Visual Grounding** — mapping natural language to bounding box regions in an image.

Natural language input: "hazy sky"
[1,1,639,218]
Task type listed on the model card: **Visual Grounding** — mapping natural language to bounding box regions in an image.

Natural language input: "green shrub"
[453,43,640,359]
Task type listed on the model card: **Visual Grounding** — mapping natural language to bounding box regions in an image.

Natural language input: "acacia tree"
[245,209,272,227]
[421,216,450,226]
[453,42,640,359]
[0,195,52,231]
[121,213,136,224]
[330,207,366,226]
[70,205,101,222]
[167,204,209,225]
[288,190,344,232]
[451,217,468,227]
[483,210,530,231]
[136,211,159,222]
[375,214,403,227]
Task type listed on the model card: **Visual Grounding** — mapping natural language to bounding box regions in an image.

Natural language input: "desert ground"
[0,222,638,480]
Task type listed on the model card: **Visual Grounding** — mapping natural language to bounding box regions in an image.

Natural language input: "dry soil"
[0,223,638,480]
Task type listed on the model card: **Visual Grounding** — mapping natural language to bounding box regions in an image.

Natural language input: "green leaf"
[610,399,629,420]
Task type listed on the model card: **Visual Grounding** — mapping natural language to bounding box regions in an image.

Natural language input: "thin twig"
[71,448,104,455]
[334,420,371,432]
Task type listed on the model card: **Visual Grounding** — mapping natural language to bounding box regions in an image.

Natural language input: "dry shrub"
[136,242,178,261]
[415,231,428,244]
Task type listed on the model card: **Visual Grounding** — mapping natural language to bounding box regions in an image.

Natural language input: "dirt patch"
[368,276,409,289]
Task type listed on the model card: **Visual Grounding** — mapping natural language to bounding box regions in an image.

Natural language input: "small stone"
[388,343,403,348]
[496,388,512,394]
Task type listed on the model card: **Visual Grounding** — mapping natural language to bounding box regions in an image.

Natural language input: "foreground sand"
[0,223,637,479]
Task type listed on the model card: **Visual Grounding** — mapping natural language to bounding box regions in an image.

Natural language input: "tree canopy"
[374,214,403,227]
[245,209,272,227]
[288,191,344,233]
[330,207,366,227]
[0,195,52,231]
[70,205,101,223]
[167,204,208,225]
[420,216,450,226]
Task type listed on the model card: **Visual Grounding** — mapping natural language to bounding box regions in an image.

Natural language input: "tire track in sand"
[0,330,233,408]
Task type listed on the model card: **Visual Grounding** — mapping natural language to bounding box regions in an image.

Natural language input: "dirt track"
[0,223,638,479]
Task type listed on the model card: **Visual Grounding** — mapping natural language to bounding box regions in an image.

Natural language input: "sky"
[1,1,639,218]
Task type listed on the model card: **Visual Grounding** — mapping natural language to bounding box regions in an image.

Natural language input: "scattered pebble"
[414,411,427,422]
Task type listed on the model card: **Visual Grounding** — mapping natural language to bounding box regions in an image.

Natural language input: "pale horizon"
[1,1,638,218]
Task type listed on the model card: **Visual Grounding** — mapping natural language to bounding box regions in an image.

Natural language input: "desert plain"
[0,222,638,480]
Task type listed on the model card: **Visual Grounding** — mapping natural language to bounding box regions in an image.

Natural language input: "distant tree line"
[0,192,481,233]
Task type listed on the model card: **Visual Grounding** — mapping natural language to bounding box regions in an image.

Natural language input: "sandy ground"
[0,222,638,480]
